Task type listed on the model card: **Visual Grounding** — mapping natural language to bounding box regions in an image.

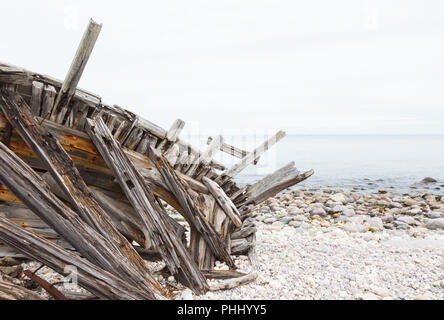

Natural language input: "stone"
[406,208,422,216]
[293,215,308,222]
[396,216,418,226]
[393,221,408,230]
[426,218,444,230]
[309,207,327,217]
[425,212,442,219]
[331,205,345,213]
[344,223,366,233]
[280,217,292,225]
[329,193,347,204]
[288,208,304,216]
[264,217,277,224]
[342,208,356,217]
[381,213,394,223]
[403,199,419,207]
[367,217,384,231]
[421,177,437,184]
[289,221,302,228]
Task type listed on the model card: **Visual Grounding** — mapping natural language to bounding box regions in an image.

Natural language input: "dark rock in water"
[379,190,387,194]
[421,177,437,184]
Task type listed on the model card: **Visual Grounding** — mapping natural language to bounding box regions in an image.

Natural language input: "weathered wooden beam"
[30,81,44,116]
[147,145,235,269]
[244,163,314,206]
[86,117,209,295]
[209,272,257,291]
[0,111,208,209]
[0,140,162,299]
[207,136,247,159]
[202,176,242,228]
[0,215,156,300]
[157,119,185,151]
[51,19,102,121]
[216,130,286,184]
[0,90,161,285]
[187,135,223,178]
[0,278,44,300]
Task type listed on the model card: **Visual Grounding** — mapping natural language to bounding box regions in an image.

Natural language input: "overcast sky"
[1,0,443,135]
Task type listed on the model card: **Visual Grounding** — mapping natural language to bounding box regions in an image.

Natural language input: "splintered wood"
[0,19,313,300]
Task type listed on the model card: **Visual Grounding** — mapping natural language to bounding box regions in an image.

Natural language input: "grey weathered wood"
[0,216,155,300]
[147,145,236,270]
[207,137,247,159]
[202,176,242,227]
[0,140,162,299]
[230,239,253,255]
[209,272,257,291]
[164,143,180,167]
[244,163,314,206]
[216,130,286,184]
[231,226,257,240]
[85,117,209,295]
[30,81,44,116]
[0,278,44,300]
[0,90,160,291]
[51,19,102,120]
[40,84,56,118]
[187,135,223,178]
[157,119,185,151]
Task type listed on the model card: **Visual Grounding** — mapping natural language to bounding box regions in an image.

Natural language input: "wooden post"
[51,19,102,122]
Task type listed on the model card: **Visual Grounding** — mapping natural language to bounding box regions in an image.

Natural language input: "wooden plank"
[157,119,185,151]
[85,117,209,295]
[207,137,247,159]
[0,216,155,300]
[147,145,235,269]
[202,176,242,227]
[30,81,44,116]
[216,130,286,184]
[40,84,56,119]
[0,278,44,300]
[0,141,162,299]
[245,169,314,206]
[0,90,162,296]
[51,19,102,120]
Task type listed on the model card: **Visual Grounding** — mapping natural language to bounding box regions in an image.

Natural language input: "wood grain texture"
[86,117,209,295]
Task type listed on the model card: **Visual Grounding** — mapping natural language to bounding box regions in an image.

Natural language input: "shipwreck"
[0,19,313,300]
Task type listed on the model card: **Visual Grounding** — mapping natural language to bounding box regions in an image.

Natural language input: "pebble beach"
[188,184,444,300]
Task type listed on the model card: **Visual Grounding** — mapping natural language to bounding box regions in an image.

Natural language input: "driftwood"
[147,145,235,269]
[0,215,156,300]
[51,19,102,121]
[0,19,315,300]
[0,140,162,298]
[0,278,44,300]
[85,117,209,295]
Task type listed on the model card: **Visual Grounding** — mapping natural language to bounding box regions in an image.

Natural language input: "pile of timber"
[0,19,313,300]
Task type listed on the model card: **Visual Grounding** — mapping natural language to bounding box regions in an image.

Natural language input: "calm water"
[209,135,444,194]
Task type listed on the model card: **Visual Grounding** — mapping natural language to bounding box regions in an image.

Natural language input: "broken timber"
[86,117,209,294]
[0,18,314,300]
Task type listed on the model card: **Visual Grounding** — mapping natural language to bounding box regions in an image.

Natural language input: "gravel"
[195,222,444,300]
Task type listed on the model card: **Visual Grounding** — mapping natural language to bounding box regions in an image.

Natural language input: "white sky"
[2,0,443,135]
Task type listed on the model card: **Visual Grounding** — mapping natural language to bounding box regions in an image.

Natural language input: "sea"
[203,135,444,195]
